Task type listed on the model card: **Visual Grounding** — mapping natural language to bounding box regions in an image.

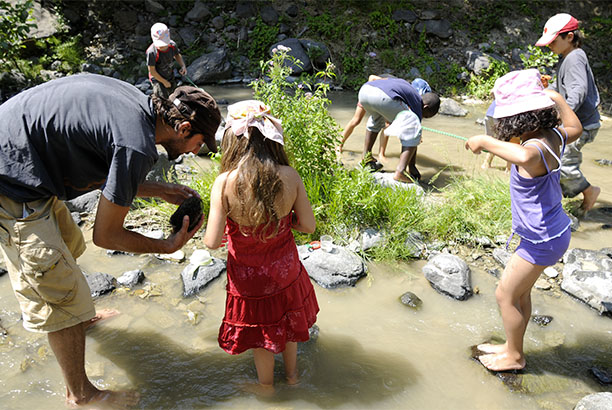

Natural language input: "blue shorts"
[515,228,571,266]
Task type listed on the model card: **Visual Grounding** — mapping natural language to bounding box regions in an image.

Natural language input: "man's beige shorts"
[0,195,95,333]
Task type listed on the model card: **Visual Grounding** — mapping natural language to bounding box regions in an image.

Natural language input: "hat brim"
[535,32,558,46]
[153,38,170,48]
[203,134,218,153]
[493,95,555,118]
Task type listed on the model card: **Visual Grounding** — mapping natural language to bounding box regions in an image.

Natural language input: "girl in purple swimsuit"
[465,69,582,371]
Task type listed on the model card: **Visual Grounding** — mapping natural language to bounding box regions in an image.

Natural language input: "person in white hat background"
[535,13,601,213]
[147,22,188,98]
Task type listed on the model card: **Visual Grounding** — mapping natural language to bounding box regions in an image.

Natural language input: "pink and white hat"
[225,100,284,145]
[492,69,555,119]
[535,13,579,46]
[151,22,171,48]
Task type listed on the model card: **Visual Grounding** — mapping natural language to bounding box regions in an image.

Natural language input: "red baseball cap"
[535,13,579,46]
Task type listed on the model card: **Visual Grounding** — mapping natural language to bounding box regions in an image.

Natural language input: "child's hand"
[465,135,484,154]
[179,66,187,76]
[163,79,172,88]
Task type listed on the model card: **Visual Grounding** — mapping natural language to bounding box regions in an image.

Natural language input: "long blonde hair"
[220,126,290,240]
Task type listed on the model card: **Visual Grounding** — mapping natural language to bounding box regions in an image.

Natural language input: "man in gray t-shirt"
[0,73,220,407]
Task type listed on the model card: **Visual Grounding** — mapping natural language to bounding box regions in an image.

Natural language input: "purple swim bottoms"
[515,228,571,266]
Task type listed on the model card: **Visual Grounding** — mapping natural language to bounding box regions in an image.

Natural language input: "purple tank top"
[510,128,571,243]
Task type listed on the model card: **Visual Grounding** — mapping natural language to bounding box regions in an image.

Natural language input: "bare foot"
[85,309,120,330]
[481,161,492,169]
[378,154,388,163]
[67,389,140,409]
[242,382,275,397]
[286,372,299,386]
[581,185,600,212]
[393,172,413,183]
[476,343,507,354]
[478,352,526,372]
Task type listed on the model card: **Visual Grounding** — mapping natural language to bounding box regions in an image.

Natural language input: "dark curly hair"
[493,106,560,141]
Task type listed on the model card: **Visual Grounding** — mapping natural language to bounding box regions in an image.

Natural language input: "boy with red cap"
[147,22,187,98]
[535,13,601,213]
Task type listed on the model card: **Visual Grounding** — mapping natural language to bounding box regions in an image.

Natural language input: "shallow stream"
[0,86,610,409]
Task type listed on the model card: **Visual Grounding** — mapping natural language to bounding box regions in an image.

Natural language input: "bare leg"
[362,130,379,159]
[581,185,600,212]
[478,253,545,371]
[407,146,420,180]
[393,146,417,182]
[84,308,120,330]
[253,348,275,388]
[282,342,299,385]
[48,322,139,408]
[377,131,389,162]
[481,153,495,169]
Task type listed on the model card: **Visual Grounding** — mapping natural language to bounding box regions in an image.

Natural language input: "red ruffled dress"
[218,213,319,355]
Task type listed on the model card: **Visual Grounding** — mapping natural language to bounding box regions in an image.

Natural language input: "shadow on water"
[471,333,612,394]
[89,326,417,408]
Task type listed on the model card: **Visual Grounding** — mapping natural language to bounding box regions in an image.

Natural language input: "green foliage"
[247,18,279,66]
[520,45,558,73]
[52,34,84,70]
[0,0,37,68]
[466,58,509,100]
[251,49,340,178]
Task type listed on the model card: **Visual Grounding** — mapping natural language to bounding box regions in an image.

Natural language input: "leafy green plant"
[520,44,558,73]
[0,0,37,69]
[466,58,509,99]
[53,34,84,71]
[247,18,279,66]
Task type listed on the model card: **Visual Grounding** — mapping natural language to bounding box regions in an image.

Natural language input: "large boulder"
[27,0,60,38]
[561,248,612,315]
[466,51,492,76]
[269,38,312,74]
[414,20,453,39]
[298,245,366,289]
[187,49,232,83]
[186,1,211,22]
[65,190,100,214]
[299,39,331,68]
[181,258,226,297]
[439,98,468,117]
[423,253,472,300]
[575,393,612,410]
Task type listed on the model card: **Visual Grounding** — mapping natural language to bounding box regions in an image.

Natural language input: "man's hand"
[138,181,200,205]
[165,214,205,253]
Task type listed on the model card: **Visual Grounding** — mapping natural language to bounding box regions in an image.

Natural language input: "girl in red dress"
[204,100,319,390]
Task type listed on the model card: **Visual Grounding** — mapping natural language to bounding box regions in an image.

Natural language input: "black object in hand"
[170,196,203,233]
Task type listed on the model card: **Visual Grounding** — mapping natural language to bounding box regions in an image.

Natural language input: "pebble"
[534,278,551,290]
[155,250,185,262]
[543,267,559,278]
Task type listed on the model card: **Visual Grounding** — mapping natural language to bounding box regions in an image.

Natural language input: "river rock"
[466,50,491,76]
[170,196,203,233]
[187,49,232,83]
[186,1,211,22]
[531,315,553,326]
[236,2,256,19]
[392,9,417,23]
[575,393,612,410]
[28,0,61,38]
[399,291,423,309]
[561,248,612,315]
[146,152,177,183]
[117,269,145,288]
[212,16,224,30]
[65,190,100,213]
[298,245,366,289]
[414,20,452,39]
[360,228,385,251]
[84,272,116,298]
[493,247,511,267]
[299,39,331,67]
[181,258,226,297]
[595,159,612,166]
[422,253,472,300]
[144,0,164,14]
[260,5,279,25]
[590,366,612,385]
[371,173,425,195]
[0,267,7,277]
[439,98,468,117]
[543,266,559,278]
[404,231,427,258]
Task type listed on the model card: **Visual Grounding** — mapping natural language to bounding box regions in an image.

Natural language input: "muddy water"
[0,86,611,409]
